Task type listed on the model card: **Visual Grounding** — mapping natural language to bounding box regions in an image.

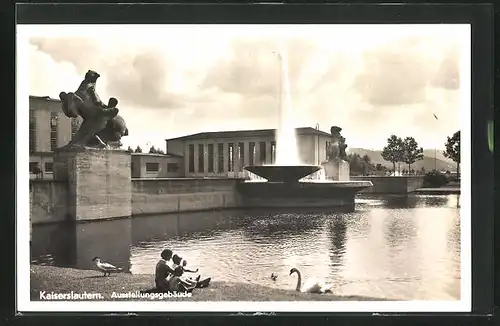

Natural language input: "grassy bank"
[30,265,390,301]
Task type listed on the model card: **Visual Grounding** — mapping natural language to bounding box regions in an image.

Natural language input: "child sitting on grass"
[182,259,199,275]
[168,266,197,293]
[173,255,210,288]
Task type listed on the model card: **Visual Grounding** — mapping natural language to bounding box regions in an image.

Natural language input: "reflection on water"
[31,195,461,300]
[31,218,132,273]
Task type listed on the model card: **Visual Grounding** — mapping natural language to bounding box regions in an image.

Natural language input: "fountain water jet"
[274,49,300,166]
[246,47,323,183]
[238,45,372,209]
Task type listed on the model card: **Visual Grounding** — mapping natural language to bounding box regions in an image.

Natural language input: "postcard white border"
[16,24,471,313]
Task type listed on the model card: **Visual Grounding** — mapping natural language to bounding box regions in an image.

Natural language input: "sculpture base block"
[321,159,350,181]
[53,148,131,221]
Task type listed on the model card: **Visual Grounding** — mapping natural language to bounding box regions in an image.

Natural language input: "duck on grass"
[92,257,122,276]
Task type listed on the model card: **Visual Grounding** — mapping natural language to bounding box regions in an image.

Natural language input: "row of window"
[31,161,181,175]
[144,162,179,173]
[28,109,80,153]
[187,141,277,174]
[49,112,58,152]
[29,110,36,153]
[29,161,53,173]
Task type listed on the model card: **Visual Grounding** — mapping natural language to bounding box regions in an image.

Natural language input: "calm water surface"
[31,195,461,301]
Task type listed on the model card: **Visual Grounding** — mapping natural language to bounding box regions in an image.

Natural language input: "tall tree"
[402,137,424,172]
[149,146,157,153]
[345,153,361,175]
[443,130,460,177]
[381,135,404,175]
[346,153,375,176]
[134,146,143,153]
[126,146,133,153]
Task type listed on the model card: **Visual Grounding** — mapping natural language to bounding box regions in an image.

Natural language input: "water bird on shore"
[289,268,333,294]
[271,272,278,281]
[92,257,122,276]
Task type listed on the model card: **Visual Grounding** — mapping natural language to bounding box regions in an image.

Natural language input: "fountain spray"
[274,45,301,166]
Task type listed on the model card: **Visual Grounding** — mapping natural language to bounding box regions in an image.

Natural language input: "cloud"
[28,44,82,97]
[201,37,319,97]
[352,36,435,107]
[330,36,463,145]
[352,36,461,108]
[30,37,104,75]
[105,51,188,109]
[25,26,466,150]
[29,37,200,110]
[306,52,356,93]
[431,45,460,90]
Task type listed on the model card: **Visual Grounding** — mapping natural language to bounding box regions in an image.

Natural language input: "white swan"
[92,256,122,276]
[289,268,333,294]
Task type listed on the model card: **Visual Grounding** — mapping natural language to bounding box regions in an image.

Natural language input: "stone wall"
[30,177,243,224]
[350,176,425,194]
[29,175,424,224]
[131,178,242,216]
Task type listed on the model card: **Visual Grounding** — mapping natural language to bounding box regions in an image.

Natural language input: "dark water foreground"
[31,194,461,301]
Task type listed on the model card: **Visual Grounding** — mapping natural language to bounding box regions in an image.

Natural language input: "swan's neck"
[294,270,302,292]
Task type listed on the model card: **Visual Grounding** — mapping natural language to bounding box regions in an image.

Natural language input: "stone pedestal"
[322,159,350,181]
[53,148,132,221]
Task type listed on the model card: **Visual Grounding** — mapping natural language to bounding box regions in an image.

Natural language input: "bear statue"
[326,126,348,161]
[58,70,128,149]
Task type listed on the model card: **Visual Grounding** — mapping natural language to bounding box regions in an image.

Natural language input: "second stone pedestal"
[321,158,350,181]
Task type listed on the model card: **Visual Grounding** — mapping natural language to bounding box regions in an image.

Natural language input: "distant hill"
[422,149,452,163]
[347,148,457,172]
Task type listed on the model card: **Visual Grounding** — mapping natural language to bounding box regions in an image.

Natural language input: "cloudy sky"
[19,24,469,151]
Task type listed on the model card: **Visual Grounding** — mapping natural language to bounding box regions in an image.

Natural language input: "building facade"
[29,96,82,179]
[28,95,185,180]
[131,153,184,178]
[28,96,335,180]
[165,127,334,178]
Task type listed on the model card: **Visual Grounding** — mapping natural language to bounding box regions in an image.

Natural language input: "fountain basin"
[244,165,321,183]
[237,180,373,210]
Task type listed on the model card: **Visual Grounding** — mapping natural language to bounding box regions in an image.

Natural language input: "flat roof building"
[131,153,184,178]
[29,96,82,179]
[27,95,336,180]
[165,127,334,178]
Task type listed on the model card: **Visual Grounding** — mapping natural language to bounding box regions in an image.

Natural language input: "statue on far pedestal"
[322,126,350,181]
[59,70,129,149]
[326,126,348,161]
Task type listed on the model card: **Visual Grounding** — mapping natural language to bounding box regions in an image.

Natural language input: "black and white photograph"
[17,22,471,312]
